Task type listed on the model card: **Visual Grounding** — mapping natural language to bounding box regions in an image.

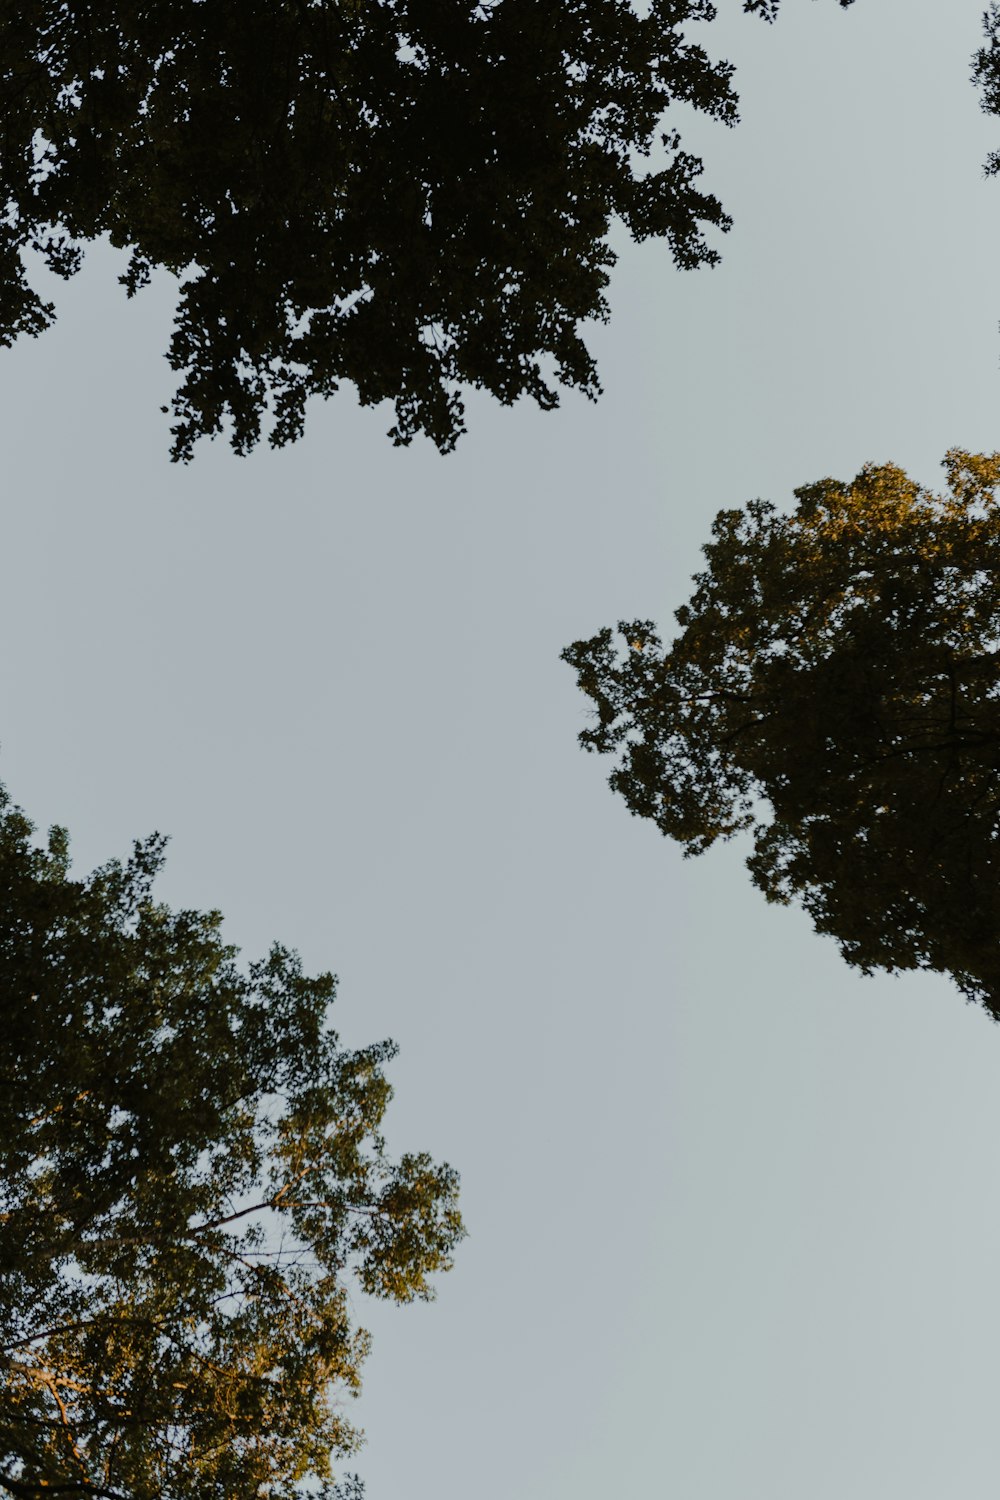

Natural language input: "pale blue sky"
[4,1,1000,1495]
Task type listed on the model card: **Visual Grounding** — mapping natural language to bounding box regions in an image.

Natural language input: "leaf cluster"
[973,2,1000,174]
[0,790,463,1498]
[2,0,839,459]
[563,451,1000,1012]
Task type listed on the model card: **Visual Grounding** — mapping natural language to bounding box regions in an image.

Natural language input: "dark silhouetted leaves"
[3,0,845,459]
[563,452,1000,1012]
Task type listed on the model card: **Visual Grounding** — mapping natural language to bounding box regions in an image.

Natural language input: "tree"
[562,450,1000,1013]
[974,3,1000,171]
[2,0,849,461]
[0,786,464,1497]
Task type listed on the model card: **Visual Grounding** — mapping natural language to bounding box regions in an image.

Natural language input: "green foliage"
[974,2,1000,173]
[0,788,463,1498]
[3,0,844,460]
[563,451,1000,1012]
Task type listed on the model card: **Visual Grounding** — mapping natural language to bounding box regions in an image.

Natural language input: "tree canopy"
[0,786,463,1498]
[2,0,849,460]
[562,451,1000,1014]
[974,3,1000,172]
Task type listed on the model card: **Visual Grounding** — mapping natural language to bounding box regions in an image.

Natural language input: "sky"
[4,0,1000,1495]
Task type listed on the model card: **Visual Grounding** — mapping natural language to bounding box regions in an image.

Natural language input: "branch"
[0,1473,127,1500]
[39,1374,88,1478]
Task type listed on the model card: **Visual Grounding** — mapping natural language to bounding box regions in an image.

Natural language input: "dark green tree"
[2,0,848,461]
[562,451,1000,1013]
[0,786,463,1497]
[974,3,1000,169]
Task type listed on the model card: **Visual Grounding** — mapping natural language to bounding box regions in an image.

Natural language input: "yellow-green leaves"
[563,451,1000,1012]
[0,784,463,1498]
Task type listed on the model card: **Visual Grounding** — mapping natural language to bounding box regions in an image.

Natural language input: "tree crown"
[4,0,846,459]
[563,451,1000,1011]
[0,788,463,1498]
